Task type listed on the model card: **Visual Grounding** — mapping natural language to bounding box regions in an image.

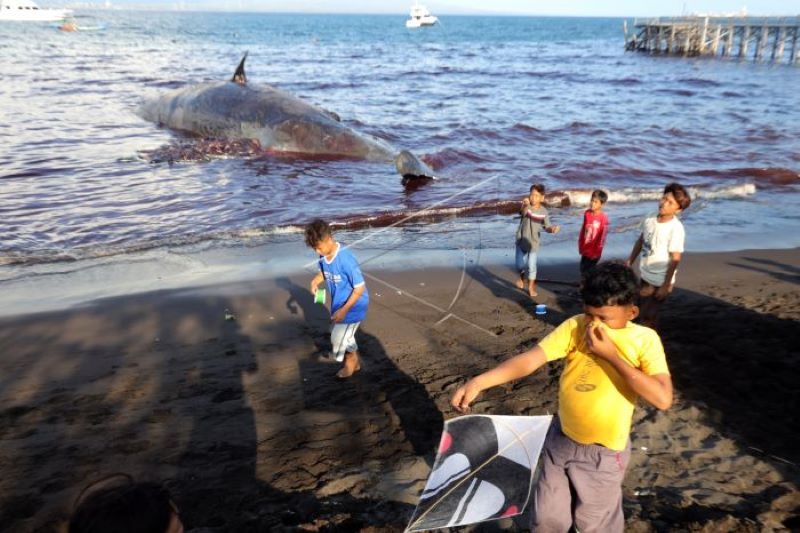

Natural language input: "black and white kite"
[407,414,552,531]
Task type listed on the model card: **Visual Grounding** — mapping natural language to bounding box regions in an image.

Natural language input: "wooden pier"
[624,16,800,64]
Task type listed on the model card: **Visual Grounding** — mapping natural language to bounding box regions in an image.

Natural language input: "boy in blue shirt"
[305,219,369,378]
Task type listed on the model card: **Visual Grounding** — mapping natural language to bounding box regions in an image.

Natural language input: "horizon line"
[68,6,800,18]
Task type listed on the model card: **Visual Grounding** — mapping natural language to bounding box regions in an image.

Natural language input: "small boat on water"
[0,0,71,21]
[405,1,438,28]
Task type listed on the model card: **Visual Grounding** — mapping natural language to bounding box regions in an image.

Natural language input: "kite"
[407,414,552,531]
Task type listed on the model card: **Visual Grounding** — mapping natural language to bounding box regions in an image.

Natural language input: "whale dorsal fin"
[232,52,248,85]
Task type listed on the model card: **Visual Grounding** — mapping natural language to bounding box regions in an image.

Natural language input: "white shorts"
[330,322,360,362]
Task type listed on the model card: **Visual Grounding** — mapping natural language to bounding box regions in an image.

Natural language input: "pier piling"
[625,15,800,65]
[756,24,768,61]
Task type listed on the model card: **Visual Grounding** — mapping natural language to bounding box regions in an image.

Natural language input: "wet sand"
[0,248,798,532]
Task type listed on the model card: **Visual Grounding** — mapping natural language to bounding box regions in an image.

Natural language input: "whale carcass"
[139,54,434,183]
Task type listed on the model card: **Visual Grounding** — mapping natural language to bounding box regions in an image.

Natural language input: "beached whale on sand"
[139,54,434,183]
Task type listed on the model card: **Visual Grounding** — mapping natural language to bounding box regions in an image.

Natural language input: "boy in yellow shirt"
[451,262,673,532]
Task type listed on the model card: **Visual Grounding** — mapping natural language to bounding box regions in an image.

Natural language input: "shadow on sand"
[0,277,443,532]
[1,256,797,531]
[277,277,443,461]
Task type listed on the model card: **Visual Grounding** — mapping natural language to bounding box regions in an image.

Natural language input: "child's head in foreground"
[590,189,608,212]
[69,474,183,533]
[304,218,337,256]
[660,183,691,217]
[529,183,546,204]
[580,261,640,328]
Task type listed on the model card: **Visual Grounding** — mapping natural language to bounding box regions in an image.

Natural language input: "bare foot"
[528,282,538,298]
[336,353,361,379]
[515,278,525,290]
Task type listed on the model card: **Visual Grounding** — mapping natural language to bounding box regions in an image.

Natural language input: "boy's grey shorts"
[330,322,360,362]
[532,418,631,533]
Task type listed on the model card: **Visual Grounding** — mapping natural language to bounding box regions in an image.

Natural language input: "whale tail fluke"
[395,150,436,185]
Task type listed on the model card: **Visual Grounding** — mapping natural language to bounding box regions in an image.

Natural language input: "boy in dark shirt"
[515,184,560,297]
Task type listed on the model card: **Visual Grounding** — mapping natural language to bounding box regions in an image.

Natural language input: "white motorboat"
[405,1,438,28]
[0,0,71,22]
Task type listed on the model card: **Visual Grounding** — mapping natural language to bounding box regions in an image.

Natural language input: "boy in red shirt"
[578,190,609,277]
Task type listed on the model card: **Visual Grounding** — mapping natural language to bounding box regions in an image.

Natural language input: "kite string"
[303,173,501,270]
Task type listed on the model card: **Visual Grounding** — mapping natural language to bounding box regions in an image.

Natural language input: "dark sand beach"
[1,248,798,532]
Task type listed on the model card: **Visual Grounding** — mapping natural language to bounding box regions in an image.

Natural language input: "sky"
[79,0,800,16]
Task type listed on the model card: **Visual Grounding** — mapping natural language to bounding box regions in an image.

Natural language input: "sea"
[1,11,799,312]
